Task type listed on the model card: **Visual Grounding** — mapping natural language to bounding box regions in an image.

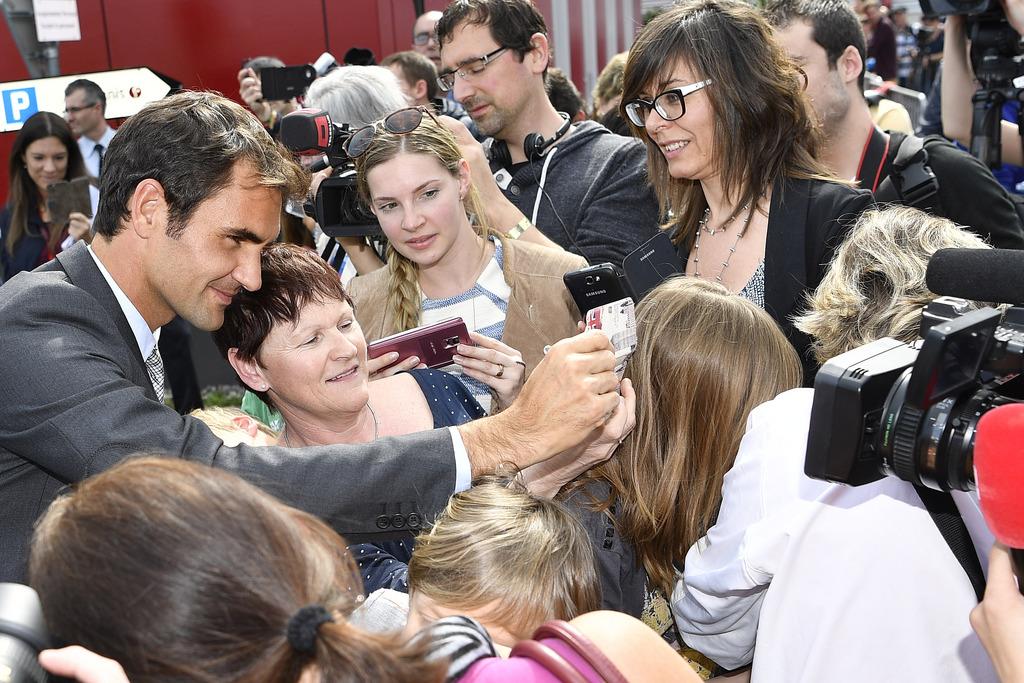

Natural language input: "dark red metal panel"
[56,0,111,74]
[568,0,584,98]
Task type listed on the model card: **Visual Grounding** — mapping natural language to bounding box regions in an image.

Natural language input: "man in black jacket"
[765,0,1024,250]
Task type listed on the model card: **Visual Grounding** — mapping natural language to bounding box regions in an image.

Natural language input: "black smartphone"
[259,65,317,101]
[622,231,684,301]
[563,263,634,319]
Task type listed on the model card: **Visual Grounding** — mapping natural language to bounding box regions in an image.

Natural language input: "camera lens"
[0,583,50,683]
[585,276,594,285]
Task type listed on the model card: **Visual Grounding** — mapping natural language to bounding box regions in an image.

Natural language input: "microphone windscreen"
[279,109,333,155]
[926,248,1024,306]
[975,404,1024,547]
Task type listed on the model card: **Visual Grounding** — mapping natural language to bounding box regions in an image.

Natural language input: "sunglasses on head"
[343,106,439,159]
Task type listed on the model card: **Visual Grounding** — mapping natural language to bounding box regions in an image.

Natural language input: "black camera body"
[806,298,1024,491]
[279,109,382,239]
[920,0,999,15]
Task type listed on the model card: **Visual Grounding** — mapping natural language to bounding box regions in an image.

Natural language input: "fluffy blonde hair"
[577,278,802,597]
[794,206,991,364]
[355,115,495,331]
[408,477,601,640]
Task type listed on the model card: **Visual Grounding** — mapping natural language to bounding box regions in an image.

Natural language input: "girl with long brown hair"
[563,278,802,666]
[1,112,90,281]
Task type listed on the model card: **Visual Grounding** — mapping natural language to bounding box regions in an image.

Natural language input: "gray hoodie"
[491,120,660,267]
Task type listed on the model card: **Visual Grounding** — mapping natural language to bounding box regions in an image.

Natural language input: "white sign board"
[0,68,173,132]
[33,0,82,42]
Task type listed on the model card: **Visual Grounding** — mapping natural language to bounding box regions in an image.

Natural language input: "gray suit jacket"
[0,242,457,582]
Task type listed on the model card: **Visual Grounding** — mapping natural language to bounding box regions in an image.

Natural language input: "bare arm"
[942,15,1024,166]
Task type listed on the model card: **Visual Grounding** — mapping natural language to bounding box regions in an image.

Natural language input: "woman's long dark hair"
[621,0,835,248]
[5,111,87,254]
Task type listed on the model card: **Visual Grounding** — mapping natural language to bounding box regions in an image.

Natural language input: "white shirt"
[86,244,158,360]
[85,244,471,490]
[77,125,116,179]
[673,388,997,683]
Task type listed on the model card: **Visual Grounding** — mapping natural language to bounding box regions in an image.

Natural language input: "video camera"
[258,52,338,102]
[806,297,1024,491]
[279,109,382,239]
[919,0,1024,168]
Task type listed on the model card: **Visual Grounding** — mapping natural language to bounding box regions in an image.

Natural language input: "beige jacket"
[347,237,587,375]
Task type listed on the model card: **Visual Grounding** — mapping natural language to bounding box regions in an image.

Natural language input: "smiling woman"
[620,0,875,380]
[1,112,89,281]
[214,242,489,594]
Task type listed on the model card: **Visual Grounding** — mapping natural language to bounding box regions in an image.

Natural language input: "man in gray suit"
[0,91,623,582]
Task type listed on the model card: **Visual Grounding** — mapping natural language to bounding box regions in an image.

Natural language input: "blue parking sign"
[2,87,39,125]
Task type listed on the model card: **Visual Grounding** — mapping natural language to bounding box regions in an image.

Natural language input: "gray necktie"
[95,143,105,177]
[145,346,164,400]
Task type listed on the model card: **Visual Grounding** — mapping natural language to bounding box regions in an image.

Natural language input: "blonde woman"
[562,278,802,667]
[406,478,601,651]
[347,107,585,411]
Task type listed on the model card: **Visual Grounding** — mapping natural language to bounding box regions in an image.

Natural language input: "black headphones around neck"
[488,112,572,170]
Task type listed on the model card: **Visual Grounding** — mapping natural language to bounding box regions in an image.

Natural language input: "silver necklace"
[691,204,752,284]
[282,402,379,447]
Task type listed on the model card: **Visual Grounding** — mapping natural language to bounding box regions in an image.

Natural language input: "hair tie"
[286,605,333,653]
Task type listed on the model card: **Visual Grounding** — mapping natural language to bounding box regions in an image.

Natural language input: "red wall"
[0,0,607,198]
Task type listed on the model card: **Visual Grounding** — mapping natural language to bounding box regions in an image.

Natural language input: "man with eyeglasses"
[412,10,444,70]
[64,79,115,180]
[435,0,659,268]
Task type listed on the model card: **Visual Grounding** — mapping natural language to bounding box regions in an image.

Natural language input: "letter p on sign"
[2,88,39,125]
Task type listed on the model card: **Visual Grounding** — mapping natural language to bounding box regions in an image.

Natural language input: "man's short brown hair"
[381,50,440,101]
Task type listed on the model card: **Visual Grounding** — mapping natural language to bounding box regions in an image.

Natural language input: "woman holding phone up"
[347,107,584,411]
[1,112,91,281]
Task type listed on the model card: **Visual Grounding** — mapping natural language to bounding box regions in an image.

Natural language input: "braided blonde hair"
[356,115,493,331]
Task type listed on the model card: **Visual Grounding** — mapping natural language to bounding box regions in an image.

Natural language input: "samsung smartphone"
[622,231,684,301]
[563,263,634,318]
[46,177,93,227]
[367,317,472,369]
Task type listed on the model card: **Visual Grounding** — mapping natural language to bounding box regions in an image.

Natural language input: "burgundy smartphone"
[367,317,472,369]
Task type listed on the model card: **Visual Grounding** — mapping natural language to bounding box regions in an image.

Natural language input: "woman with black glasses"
[345,108,584,412]
[620,0,874,380]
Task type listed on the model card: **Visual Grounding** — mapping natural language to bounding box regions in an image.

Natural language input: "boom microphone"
[974,403,1024,594]
[926,248,1024,306]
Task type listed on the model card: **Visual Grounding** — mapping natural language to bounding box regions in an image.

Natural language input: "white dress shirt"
[78,125,116,179]
[674,388,997,683]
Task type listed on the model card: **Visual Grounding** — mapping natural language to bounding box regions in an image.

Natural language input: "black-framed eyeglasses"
[343,106,439,159]
[623,79,713,127]
[437,46,510,92]
[63,102,99,115]
[413,30,436,46]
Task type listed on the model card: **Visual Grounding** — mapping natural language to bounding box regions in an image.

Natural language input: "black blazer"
[0,242,458,582]
[678,177,875,382]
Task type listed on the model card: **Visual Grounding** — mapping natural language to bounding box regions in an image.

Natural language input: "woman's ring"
[496,365,505,378]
